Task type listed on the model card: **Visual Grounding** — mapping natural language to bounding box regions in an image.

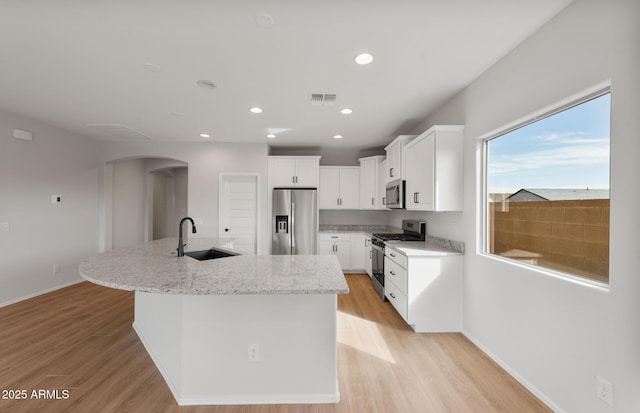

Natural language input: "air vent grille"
[310,93,337,107]
[86,124,152,141]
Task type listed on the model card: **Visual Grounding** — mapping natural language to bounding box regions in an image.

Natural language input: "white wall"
[0,109,102,306]
[407,1,640,412]
[112,158,146,249]
[101,142,269,254]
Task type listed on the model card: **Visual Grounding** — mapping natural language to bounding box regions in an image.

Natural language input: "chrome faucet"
[177,217,197,257]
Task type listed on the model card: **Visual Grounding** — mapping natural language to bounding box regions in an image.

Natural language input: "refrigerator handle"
[290,199,295,253]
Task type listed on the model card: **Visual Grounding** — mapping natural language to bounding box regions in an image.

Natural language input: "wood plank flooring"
[0,274,551,413]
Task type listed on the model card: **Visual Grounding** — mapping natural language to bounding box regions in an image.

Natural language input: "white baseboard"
[177,392,340,406]
[461,329,565,413]
[0,279,85,308]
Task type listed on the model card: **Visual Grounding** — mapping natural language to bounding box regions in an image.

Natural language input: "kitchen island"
[79,238,349,406]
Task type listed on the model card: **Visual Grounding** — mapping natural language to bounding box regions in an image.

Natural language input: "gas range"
[372,220,426,243]
[370,220,426,301]
[372,232,423,242]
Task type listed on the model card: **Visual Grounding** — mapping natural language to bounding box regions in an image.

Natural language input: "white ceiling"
[0,0,572,150]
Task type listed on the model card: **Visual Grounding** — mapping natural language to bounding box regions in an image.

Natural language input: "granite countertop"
[318,225,400,236]
[318,225,464,255]
[79,238,349,296]
[384,239,463,257]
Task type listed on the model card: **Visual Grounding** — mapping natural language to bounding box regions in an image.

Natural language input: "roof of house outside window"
[506,188,609,202]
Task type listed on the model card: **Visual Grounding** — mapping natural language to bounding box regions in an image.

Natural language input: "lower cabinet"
[318,234,351,269]
[363,236,372,277]
[384,245,462,332]
[318,232,368,273]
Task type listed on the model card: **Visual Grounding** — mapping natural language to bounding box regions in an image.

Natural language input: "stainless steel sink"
[184,248,238,261]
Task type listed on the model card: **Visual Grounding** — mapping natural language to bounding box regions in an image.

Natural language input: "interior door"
[219,174,258,254]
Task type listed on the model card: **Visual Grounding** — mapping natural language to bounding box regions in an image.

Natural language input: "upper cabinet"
[404,125,464,211]
[269,156,321,188]
[383,135,415,183]
[358,155,386,210]
[378,159,388,208]
[319,166,360,209]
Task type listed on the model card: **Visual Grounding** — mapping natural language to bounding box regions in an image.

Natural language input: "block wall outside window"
[489,199,609,282]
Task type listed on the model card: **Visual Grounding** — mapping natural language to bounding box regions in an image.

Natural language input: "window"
[484,90,610,284]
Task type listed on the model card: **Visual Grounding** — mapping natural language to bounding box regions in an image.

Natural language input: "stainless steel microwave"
[385,179,405,209]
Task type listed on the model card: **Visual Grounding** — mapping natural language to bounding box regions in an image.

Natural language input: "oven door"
[385,179,405,209]
[371,241,386,300]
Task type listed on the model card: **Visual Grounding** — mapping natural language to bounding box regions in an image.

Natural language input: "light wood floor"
[0,274,551,413]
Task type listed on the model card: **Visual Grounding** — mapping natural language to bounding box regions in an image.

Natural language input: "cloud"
[490,140,609,175]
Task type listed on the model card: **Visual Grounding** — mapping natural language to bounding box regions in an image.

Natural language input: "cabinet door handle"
[389,167,394,177]
[389,292,396,299]
[371,197,374,205]
[382,197,386,205]
[416,192,419,203]
[389,253,396,257]
[389,270,396,276]
[369,250,372,259]
[331,236,339,239]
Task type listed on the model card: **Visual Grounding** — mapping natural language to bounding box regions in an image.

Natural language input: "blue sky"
[487,93,611,193]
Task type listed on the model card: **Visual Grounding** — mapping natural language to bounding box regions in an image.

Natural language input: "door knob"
[225,228,230,232]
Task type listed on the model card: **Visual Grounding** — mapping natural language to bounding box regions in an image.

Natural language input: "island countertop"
[79,238,349,295]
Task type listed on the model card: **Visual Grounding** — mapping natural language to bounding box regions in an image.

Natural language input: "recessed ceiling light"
[255,13,275,28]
[197,80,216,90]
[143,63,161,73]
[340,108,353,114]
[249,107,263,114]
[354,53,374,65]
[266,134,276,139]
[199,133,211,138]
[333,135,343,139]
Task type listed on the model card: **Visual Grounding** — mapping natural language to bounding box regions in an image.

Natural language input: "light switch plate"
[0,222,8,232]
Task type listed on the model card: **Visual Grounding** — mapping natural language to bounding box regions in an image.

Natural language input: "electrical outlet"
[597,376,614,407]
[248,344,260,362]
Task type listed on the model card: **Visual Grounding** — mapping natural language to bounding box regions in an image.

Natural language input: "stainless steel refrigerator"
[272,188,317,255]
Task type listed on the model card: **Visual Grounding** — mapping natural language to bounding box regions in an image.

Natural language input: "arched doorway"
[102,157,188,251]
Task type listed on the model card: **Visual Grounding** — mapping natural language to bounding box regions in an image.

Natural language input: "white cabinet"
[319,166,360,209]
[318,233,350,269]
[350,233,366,271]
[383,135,415,183]
[363,236,372,277]
[384,245,462,332]
[358,156,385,210]
[269,156,320,187]
[404,125,464,211]
[378,159,388,208]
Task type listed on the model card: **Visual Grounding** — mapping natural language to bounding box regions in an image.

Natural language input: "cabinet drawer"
[318,233,351,242]
[385,247,408,268]
[384,257,407,294]
[385,279,408,321]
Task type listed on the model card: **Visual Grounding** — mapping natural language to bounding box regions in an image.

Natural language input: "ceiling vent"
[85,124,152,141]
[310,93,337,107]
